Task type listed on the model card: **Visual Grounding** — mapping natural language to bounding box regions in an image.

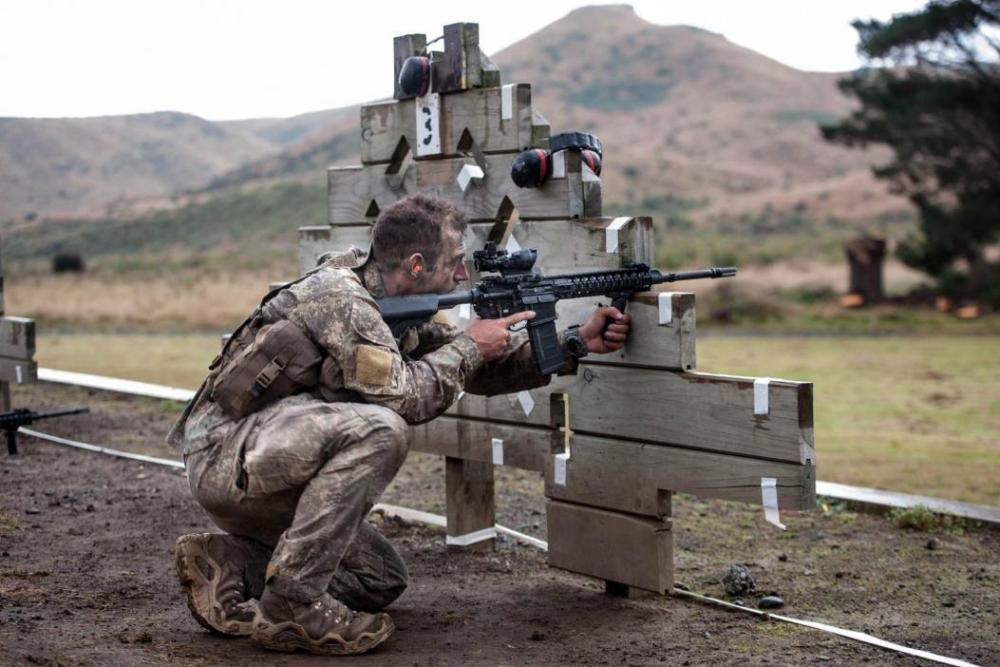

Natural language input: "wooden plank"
[410,416,550,471]
[438,23,482,94]
[360,99,415,165]
[479,49,501,88]
[545,433,816,513]
[328,152,601,224]
[567,367,814,464]
[0,357,37,385]
[546,499,673,594]
[362,85,535,163]
[609,292,696,370]
[465,217,652,279]
[393,33,427,100]
[446,456,495,550]
[530,109,550,150]
[0,317,35,360]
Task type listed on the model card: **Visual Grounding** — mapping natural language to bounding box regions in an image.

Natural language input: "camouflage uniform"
[169,247,558,608]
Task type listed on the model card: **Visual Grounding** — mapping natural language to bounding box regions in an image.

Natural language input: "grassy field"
[33,333,999,506]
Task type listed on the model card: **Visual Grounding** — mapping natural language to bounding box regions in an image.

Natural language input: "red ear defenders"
[399,56,432,97]
[510,131,602,188]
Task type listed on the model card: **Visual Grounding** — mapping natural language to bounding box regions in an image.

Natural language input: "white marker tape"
[553,452,570,486]
[517,390,535,416]
[491,438,504,465]
[458,303,471,320]
[445,527,497,547]
[552,150,566,179]
[501,84,514,120]
[658,292,677,325]
[761,477,787,530]
[415,93,441,156]
[505,235,522,253]
[754,378,771,416]
[456,163,484,192]
[15,365,23,384]
[605,217,630,253]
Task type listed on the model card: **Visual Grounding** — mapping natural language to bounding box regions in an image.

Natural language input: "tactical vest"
[209,247,368,421]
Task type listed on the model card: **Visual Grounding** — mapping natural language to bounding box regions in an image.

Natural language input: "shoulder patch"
[356,344,393,386]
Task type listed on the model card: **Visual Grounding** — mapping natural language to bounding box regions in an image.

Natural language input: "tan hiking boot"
[252,589,394,655]
[175,533,269,636]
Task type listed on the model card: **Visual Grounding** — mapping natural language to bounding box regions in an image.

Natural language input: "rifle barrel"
[656,266,737,283]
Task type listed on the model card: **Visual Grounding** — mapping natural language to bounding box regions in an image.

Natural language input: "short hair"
[371,194,467,270]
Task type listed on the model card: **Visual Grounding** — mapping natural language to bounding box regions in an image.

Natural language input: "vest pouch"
[211,320,322,420]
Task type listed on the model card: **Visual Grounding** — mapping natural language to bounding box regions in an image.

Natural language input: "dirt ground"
[1,383,997,666]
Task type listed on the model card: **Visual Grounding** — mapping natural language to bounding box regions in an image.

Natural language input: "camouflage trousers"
[184,393,410,609]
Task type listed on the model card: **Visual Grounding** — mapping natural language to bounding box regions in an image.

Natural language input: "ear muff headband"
[549,131,602,157]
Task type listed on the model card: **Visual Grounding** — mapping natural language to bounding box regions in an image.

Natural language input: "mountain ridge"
[0,5,909,233]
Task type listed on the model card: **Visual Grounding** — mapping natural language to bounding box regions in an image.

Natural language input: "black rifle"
[377,242,736,374]
[2,407,90,455]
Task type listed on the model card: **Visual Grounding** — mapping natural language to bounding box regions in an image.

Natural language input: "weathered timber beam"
[546,499,673,594]
[611,292,696,370]
[409,416,550,471]
[545,433,816,514]
[567,366,814,464]
[328,152,601,224]
[0,317,36,360]
[446,456,495,550]
[361,84,534,163]
[0,357,37,385]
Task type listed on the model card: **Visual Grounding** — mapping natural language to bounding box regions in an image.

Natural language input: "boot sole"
[175,534,256,636]
[252,615,394,656]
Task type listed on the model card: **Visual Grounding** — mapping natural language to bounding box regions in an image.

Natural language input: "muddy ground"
[1,383,997,666]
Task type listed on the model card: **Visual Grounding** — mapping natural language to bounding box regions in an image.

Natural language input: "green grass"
[697,335,1000,505]
[34,333,1000,506]
[37,334,221,388]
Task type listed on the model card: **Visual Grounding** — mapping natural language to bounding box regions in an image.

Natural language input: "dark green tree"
[822,0,1000,305]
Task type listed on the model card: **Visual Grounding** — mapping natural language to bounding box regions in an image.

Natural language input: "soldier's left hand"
[579,306,631,354]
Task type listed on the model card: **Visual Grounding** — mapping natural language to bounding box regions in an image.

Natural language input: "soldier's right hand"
[466,311,535,361]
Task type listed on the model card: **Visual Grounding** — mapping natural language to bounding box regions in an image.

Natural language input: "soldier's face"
[424,229,469,293]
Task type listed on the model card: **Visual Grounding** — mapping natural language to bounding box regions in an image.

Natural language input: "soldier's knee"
[363,406,410,466]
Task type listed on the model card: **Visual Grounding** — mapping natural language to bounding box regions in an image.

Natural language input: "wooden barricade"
[304,22,815,595]
[0,249,39,453]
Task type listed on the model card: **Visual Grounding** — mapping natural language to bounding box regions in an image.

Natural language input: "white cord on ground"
[15,428,982,667]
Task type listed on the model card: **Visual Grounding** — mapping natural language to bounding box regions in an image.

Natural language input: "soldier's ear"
[407,253,425,278]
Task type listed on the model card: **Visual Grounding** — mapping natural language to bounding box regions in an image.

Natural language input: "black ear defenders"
[510,131,603,188]
[399,56,432,97]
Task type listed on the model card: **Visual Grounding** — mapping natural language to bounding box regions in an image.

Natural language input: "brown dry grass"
[6,268,278,331]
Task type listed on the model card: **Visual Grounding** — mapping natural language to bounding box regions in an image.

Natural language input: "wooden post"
[445,456,496,550]
[845,236,886,304]
[0,249,8,415]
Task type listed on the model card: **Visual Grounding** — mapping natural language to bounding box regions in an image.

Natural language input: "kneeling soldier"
[169,194,631,655]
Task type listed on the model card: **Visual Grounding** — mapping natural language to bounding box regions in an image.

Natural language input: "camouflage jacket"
[167,247,563,455]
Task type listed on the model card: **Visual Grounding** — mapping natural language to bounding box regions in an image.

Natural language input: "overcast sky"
[1,0,927,120]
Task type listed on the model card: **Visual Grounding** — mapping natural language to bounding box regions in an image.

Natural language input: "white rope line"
[19,427,186,469]
[16,427,980,666]
[35,367,1000,525]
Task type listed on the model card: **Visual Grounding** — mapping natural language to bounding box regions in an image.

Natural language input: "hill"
[1,5,914,269]
[494,5,907,225]
[0,106,353,222]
